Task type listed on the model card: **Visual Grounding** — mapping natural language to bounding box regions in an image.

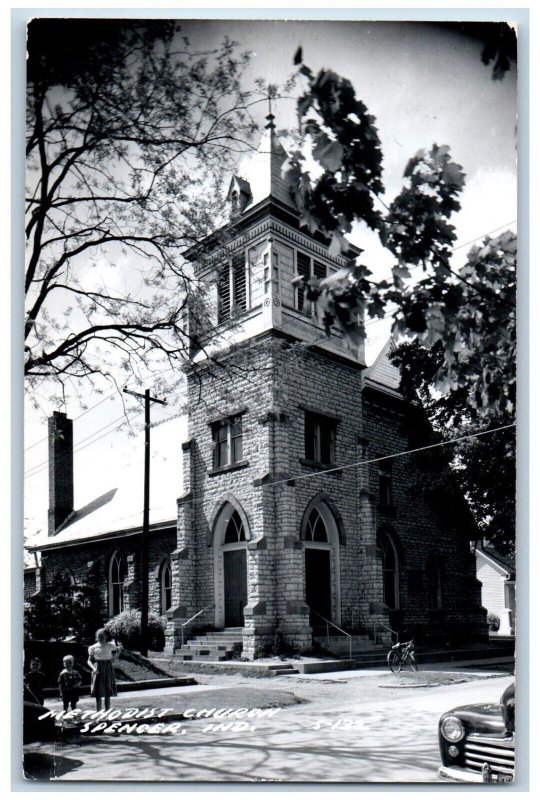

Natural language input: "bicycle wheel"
[387,650,401,673]
[407,653,418,672]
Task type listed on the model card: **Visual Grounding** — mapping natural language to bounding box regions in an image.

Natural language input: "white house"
[475,546,516,636]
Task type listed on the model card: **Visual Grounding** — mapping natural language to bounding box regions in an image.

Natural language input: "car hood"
[441,703,506,734]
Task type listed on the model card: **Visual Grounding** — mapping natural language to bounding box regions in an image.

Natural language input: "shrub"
[487,612,500,632]
[105,610,166,651]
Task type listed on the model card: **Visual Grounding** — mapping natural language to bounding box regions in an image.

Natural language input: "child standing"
[87,628,120,711]
[25,657,46,705]
[58,655,82,712]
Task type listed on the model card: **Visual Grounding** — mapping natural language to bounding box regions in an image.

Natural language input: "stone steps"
[173,629,243,661]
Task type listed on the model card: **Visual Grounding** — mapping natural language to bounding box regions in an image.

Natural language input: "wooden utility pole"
[123,387,166,656]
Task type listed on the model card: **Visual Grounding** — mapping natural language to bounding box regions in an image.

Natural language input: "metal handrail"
[180,603,214,648]
[372,621,397,644]
[309,608,353,661]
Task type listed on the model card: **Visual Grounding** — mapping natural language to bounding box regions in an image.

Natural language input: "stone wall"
[362,389,487,644]
[177,334,375,656]
[173,332,486,655]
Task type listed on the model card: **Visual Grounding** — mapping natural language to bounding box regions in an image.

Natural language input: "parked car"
[438,682,515,783]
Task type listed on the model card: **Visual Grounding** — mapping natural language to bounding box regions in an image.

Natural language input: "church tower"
[164,117,486,658]
[164,116,376,658]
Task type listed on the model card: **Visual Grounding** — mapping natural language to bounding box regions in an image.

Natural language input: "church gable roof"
[363,338,403,399]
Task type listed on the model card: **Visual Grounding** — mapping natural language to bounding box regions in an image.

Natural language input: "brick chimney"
[48,411,74,535]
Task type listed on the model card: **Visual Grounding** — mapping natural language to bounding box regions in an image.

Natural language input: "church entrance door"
[305,548,331,626]
[224,548,247,627]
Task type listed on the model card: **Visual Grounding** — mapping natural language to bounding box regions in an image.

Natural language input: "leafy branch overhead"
[284,51,516,418]
[25,19,258,398]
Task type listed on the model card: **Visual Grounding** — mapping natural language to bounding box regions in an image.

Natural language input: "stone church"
[27,117,487,659]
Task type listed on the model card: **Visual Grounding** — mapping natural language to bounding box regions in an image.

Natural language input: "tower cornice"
[184,197,362,265]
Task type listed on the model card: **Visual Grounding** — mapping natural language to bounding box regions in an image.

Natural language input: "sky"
[22,17,518,545]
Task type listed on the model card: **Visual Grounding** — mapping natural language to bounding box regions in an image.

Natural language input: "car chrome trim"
[439,765,514,784]
[438,766,486,783]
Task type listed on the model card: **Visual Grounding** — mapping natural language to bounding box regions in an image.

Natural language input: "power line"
[25,411,140,479]
[263,422,515,490]
[24,390,119,452]
[100,421,514,511]
[24,366,181,452]
[451,220,517,252]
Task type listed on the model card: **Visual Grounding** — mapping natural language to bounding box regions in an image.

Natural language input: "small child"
[58,655,82,712]
[25,657,46,705]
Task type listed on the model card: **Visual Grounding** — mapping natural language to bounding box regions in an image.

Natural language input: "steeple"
[226,114,297,216]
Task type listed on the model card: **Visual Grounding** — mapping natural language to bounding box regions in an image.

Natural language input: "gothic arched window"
[160,558,173,614]
[108,551,126,617]
[377,530,400,610]
[224,509,246,544]
[304,507,329,542]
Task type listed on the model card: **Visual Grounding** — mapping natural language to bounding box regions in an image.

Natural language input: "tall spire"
[228,92,297,213]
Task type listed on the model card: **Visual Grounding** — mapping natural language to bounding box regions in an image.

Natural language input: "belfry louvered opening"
[295,251,328,314]
[218,251,247,323]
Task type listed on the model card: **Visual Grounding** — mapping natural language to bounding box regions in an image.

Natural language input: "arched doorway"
[213,501,249,628]
[301,500,341,627]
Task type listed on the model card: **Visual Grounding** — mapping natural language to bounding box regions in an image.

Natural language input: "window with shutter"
[313,260,327,280]
[218,265,231,323]
[295,252,329,314]
[232,252,247,312]
[296,251,311,312]
[217,252,247,323]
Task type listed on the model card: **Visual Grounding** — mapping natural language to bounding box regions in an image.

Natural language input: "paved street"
[23,670,512,784]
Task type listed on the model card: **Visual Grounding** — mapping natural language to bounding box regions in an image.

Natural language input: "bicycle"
[387,639,418,673]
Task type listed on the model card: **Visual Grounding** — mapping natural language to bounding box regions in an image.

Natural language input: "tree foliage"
[392,340,515,555]
[25,19,257,399]
[283,52,516,420]
[24,569,105,641]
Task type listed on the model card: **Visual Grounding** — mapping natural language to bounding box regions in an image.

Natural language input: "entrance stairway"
[173,628,243,662]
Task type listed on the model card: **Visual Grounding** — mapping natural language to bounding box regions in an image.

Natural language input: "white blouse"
[88,641,120,661]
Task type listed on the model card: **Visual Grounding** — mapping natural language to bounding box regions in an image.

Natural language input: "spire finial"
[265,84,276,130]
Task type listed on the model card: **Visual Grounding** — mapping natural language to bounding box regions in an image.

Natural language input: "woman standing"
[87,628,120,711]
